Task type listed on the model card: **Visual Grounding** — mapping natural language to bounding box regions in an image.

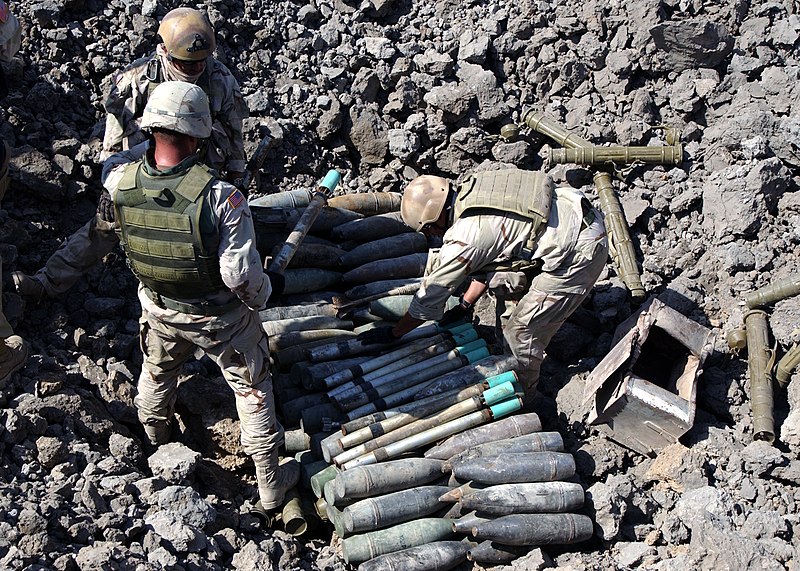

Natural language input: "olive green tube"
[451,452,575,485]
[471,513,593,546]
[315,496,329,521]
[281,268,343,295]
[452,512,490,533]
[345,399,522,469]
[262,316,353,337]
[270,329,356,352]
[281,489,308,536]
[444,432,565,469]
[594,172,646,303]
[521,109,592,148]
[328,458,446,507]
[745,275,800,309]
[306,323,440,363]
[292,356,371,391]
[343,253,429,285]
[345,278,423,300]
[341,486,451,535]
[357,540,472,571]
[467,541,531,564]
[269,241,346,270]
[424,412,542,460]
[332,211,413,242]
[326,498,347,537]
[414,355,519,400]
[299,457,330,491]
[744,310,776,443]
[338,232,428,268]
[275,334,356,369]
[249,188,315,208]
[260,303,338,323]
[458,482,585,515]
[341,518,456,565]
[328,191,402,216]
[310,464,339,499]
[776,343,800,388]
[550,144,683,166]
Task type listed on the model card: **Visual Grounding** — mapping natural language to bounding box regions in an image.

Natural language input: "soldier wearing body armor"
[100,81,297,513]
[13,7,249,301]
[0,1,27,383]
[357,169,609,398]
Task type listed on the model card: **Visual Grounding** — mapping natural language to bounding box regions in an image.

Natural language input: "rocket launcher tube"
[550,144,683,166]
[343,397,523,469]
[744,309,776,443]
[776,343,800,389]
[521,110,592,149]
[745,274,800,309]
[334,381,516,467]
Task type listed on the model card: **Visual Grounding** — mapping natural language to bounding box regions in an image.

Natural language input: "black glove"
[356,326,398,345]
[97,189,116,223]
[266,271,285,298]
[439,297,474,327]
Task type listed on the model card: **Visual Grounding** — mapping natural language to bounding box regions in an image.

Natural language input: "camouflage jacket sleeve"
[102,59,151,159]
[207,61,249,173]
[208,182,268,309]
[408,214,534,321]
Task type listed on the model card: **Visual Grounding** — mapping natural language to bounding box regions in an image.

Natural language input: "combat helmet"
[400,175,451,231]
[157,8,216,62]
[140,81,212,139]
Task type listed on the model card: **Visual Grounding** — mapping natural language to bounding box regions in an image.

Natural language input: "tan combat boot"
[0,335,29,382]
[255,454,300,511]
[11,272,45,302]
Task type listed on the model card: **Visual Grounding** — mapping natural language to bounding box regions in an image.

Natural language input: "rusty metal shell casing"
[356,540,472,571]
[341,485,452,535]
[341,518,456,565]
[424,412,542,460]
[471,513,593,546]
[549,144,683,166]
[332,211,413,242]
[451,451,576,485]
[745,274,800,309]
[744,309,776,443]
[458,481,585,515]
[327,191,402,216]
[328,457,446,506]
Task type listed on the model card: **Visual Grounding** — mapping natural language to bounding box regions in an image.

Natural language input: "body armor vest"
[113,160,225,299]
[453,169,553,271]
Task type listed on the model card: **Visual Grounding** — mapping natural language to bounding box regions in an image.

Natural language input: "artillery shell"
[451,452,576,485]
[444,432,565,467]
[249,188,315,208]
[341,518,455,565]
[262,316,353,337]
[292,356,372,391]
[345,278,423,300]
[332,211,412,242]
[357,541,471,571]
[424,412,542,460]
[343,253,428,285]
[260,303,338,323]
[458,481,585,515]
[274,334,356,370]
[451,511,490,533]
[327,191,402,216]
[329,458,446,506]
[282,269,342,295]
[470,513,593,546]
[310,464,339,499]
[338,232,428,268]
[466,540,531,564]
[270,242,346,270]
[341,486,451,535]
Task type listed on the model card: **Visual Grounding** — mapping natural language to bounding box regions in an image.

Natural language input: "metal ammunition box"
[583,298,715,455]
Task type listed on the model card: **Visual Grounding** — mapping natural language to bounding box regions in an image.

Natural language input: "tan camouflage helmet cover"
[140,80,212,139]
[400,175,451,231]
[157,8,216,62]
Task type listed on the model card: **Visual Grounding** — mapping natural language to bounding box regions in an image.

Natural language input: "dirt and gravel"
[1,0,799,569]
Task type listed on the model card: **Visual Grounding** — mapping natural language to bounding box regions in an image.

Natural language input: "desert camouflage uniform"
[101,142,282,466]
[408,186,609,394]
[28,46,248,298]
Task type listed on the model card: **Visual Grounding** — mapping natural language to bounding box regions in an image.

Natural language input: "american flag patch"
[226,189,245,209]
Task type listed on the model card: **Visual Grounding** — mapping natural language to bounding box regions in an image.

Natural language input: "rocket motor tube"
[776,343,800,389]
[745,274,800,309]
[744,309,776,443]
[550,144,683,166]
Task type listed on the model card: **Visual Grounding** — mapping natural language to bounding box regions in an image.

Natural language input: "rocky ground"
[1,0,799,569]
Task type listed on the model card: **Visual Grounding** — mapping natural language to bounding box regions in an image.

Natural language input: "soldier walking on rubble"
[13,7,249,300]
[100,80,296,513]
[0,1,28,383]
[357,169,609,400]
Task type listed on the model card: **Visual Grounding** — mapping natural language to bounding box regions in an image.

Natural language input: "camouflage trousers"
[34,214,118,297]
[0,256,12,338]
[493,212,609,396]
[135,296,283,463]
